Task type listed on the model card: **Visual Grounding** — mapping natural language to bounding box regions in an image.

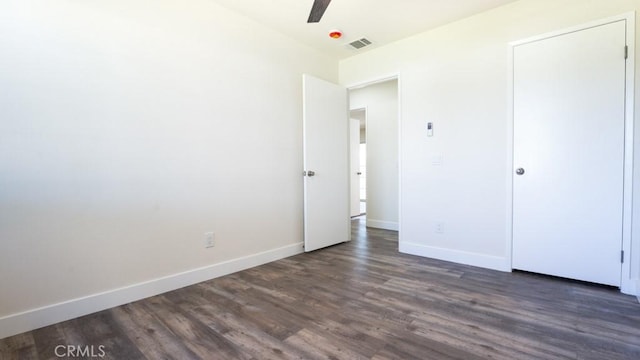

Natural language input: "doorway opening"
[350,108,367,217]
[348,78,399,232]
[359,142,367,214]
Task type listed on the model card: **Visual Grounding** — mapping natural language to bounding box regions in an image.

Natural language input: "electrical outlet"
[204,232,215,248]
[431,154,443,166]
[435,222,445,234]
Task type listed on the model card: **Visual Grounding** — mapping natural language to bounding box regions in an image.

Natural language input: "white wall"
[349,81,399,230]
[0,0,336,337]
[339,0,640,293]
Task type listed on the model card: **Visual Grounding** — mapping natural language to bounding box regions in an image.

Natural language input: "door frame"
[344,73,402,239]
[506,12,636,294]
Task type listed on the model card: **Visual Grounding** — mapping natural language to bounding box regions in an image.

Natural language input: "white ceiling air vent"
[347,38,372,50]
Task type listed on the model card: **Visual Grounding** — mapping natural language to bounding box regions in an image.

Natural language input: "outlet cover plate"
[204,232,215,248]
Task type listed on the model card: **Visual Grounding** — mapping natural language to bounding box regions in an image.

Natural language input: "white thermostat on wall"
[427,122,433,137]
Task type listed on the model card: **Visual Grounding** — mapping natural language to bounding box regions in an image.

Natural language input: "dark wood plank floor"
[2,217,640,359]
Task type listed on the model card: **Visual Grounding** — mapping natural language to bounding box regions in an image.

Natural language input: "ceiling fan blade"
[307,0,331,23]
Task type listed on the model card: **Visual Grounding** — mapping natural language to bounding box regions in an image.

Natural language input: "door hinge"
[625,45,628,59]
[621,250,625,263]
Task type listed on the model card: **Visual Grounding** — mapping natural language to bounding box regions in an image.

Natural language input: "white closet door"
[512,20,626,286]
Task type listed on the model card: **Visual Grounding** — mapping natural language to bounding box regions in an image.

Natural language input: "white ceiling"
[209,0,520,59]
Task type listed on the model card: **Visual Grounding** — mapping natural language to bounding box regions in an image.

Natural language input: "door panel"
[303,74,350,252]
[512,21,626,286]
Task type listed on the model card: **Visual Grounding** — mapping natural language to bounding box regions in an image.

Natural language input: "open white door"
[512,20,626,286]
[350,118,361,217]
[303,74,350,252]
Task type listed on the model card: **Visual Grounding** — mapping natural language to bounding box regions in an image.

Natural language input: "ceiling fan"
[307,0,331,23]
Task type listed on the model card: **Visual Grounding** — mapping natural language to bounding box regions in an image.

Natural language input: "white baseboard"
[366,219,399,231]
[620,276,640,296]
[399,241,510,272]
[0,242,303,340]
